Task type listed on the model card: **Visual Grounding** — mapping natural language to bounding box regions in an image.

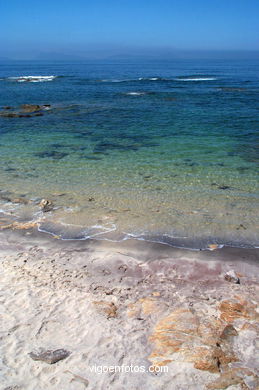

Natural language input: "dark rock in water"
[39,199,53,212]
[35,112,44,116]
[0,194,12,202]
[20,104,41,113]
[50,143,65,148]
[12,197,29,205]
[29,348,71,364]
[218,185,230,190]
[83,156,102,160]
[219,87,247,92]
[3,106,12,110]
[35,151,68,159]
[224,270,240,284]
[236,224,247,230]
[0,112,20,118]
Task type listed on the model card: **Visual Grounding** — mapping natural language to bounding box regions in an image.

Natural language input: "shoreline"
[0,228,258,389]
[1,206,258,251]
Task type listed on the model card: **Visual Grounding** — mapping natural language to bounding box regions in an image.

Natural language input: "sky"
[1,0,259,59]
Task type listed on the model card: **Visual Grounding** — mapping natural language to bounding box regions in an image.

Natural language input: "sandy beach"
[0,228,258,390]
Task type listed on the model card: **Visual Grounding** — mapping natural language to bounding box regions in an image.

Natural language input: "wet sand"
[0,228,258,390]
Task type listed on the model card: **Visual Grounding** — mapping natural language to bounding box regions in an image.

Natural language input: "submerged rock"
[0,112,20,118]
[35,151,68,159]
[29,348,71,364]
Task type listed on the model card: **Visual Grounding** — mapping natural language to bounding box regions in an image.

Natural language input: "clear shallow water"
[0,60,258,249]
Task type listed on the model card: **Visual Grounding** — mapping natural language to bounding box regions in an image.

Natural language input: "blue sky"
[1,0,259,59]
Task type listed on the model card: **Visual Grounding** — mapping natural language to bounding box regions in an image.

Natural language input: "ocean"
[0,59,258,249]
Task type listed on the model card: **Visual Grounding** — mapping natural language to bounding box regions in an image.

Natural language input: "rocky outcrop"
[148,307,238,371]
[20,104,41,112]
[0,104,51,118]
[224,270,240,284]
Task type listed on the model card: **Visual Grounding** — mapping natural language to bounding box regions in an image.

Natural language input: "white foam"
[126,92,146,96]
[175,77,216,81]
[138,77,160,81]
[8,75,57,83]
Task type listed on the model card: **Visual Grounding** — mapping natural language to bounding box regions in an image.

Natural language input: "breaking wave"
[7,75,57,83]
[174,77,217,82]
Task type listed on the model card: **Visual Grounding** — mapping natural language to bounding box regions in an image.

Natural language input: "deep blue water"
[0,60,258,249]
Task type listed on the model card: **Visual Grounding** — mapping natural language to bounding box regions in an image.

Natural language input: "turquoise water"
[0,60,258,249]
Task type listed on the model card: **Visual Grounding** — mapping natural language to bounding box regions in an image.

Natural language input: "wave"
[7,75,57,83]
[38,221,117,240]
[138,77,164,81]
[99,77,165,83]
[37,223,256,251]
[99,76,216,83]
[174,77,217,82]
[125,91,146,96]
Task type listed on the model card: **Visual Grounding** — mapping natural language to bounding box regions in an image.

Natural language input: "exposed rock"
[148,307,238,372]
[219,297,258,323]
[29,348,71,364]
[0,103,51,118]
[20,104,41,113]
[224,270,240,284]
[128,297,163,318]
[93,301,117,318]
[39,199,53,212]
[206,367,258,389]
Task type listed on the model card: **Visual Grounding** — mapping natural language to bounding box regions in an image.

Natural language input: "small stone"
[29,348,71,364]
[224,270,240,284]
[39,199,53,212]
[218,185,230,190]
[208,244,220,251]
[152,292,160,297]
